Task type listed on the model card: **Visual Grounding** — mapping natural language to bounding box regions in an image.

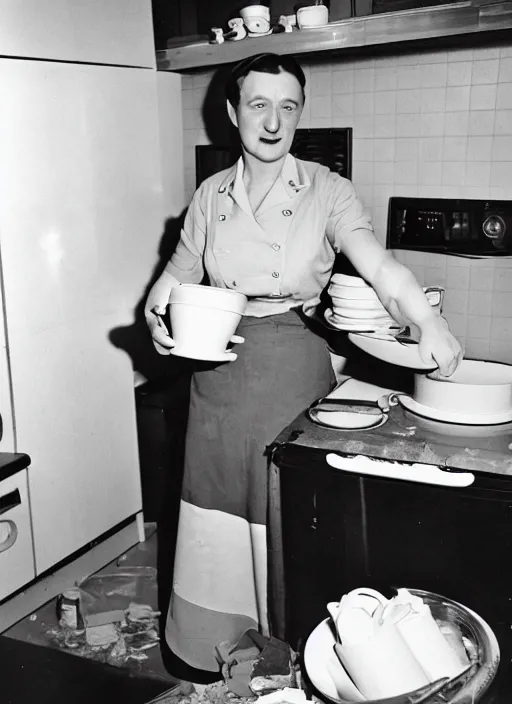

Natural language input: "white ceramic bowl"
[296,4,329,28]
[240,4,270,20]
[169,284,247,314]
[414,359,512,416]
[169,284,247,356]
[243,16,270,33]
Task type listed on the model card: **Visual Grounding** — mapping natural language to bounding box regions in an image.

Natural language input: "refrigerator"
[0,0,184,588]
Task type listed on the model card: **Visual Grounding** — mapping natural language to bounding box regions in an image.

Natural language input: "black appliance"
[269,407,512,703]
[387,197,512,256]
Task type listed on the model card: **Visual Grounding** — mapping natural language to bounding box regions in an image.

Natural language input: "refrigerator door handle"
[325,453,475,488]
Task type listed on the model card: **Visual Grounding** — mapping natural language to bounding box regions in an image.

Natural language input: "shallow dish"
[325,310,400,333]
[330,274,371,288]
[329,285,381,302]
[348,333,438,370]
[398,395,512,426]
[331,306,391,320]
[330,296,386,311]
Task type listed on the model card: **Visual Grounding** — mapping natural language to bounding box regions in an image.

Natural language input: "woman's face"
[227,69,304,164]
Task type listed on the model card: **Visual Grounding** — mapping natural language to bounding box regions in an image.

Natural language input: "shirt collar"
[219,154,310,214]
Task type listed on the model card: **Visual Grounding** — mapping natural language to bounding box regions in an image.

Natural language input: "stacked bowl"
[326,274,399,333]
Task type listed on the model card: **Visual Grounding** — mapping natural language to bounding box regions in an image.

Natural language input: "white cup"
[244,16,271,33]
[296,4,329,28]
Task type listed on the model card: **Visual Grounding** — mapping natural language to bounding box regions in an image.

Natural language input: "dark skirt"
[165,309,334,672]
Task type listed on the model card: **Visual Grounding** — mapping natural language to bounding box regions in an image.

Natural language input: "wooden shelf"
[157,1,512,72]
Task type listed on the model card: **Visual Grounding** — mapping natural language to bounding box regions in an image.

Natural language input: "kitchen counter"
[0,453,31,483]
[271,401,512,477]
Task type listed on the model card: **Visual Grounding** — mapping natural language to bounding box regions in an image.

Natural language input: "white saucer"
[348,332,437,370]
[170,346,233,362]
[247,29,273,37]
[299,23,331,29]
[398,394,512,426]
[325,309,400,333]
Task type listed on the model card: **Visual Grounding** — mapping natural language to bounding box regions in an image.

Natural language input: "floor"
[4,523,179,686]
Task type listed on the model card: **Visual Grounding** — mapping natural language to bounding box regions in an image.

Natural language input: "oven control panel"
[387,197,512,255]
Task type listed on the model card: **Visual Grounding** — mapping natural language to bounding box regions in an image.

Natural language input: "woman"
[145,53,462,674]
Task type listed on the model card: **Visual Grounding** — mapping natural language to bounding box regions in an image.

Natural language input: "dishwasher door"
[274,444,512,701]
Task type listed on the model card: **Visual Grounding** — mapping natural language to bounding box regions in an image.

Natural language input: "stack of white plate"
[325,274,400,333]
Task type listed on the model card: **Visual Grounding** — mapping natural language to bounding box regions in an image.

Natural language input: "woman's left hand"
[418,316,463,377]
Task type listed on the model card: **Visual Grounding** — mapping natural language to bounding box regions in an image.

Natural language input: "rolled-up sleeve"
[165,187,207,283]
[325,173,374,253]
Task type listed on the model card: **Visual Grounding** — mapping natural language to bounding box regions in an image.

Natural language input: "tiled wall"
[181,42,512,362]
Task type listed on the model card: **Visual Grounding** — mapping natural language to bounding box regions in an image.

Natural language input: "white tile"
[490,162,512,187]
[448,49,474,63]
[182,89,194,110]
[492,136,512,162]
[470,266,495,291]
[394,161,418,185]
[332,69,355,94]
[354,67,375,93]
[311,69,333,96]
[447,62,472,87]
[420,112,444,136]
[373,138,395,161]
[419,137,443,161]
[356,184,374,207]
[405,250,428,266]
[469,84,497,111]
[471,59,500,85]
[419,161,442,185]
[493,292,512,317]
[311,95,332,119]
[333,93,354,117]
[490,317,512,341]
[495,110,512,136]
[447,264,470,290]
[420,87,446,113]
[396,89,421,114]
[420,63,448,88]
[463,185,492,199]
[354,92,374,115]
[398,65,420,90]
[374,115,396,138]
[375,90,397,115]
[395,137,419,161]
[442,136,467,161]
[491,186,512,199]
[466,136,493,161]
[445,86,470,112]
[466,315,492,339]
[465,338,490,359]
[468,289,493,315]
[424,266,446,287]
[373,161,394,184]
[440,186,465,198]
[474,48,500,61]
[353,138,374,161]
[468,111,495,135]
[442,161,466,186]
[501,47,512,59]
[496,83,512,109]
[444,312,467,337]
[465,161,491,187]
[443,289,469,314]
[375,67,398,91]
[498,58,512,83]
[494,267,512,292]
[444,111,469,136]
[373,185,394,208]
[417,184,444,197]
[489,341,512,364]
[310,116,332,128]
[355,115,375,138]
[353,162,374,184]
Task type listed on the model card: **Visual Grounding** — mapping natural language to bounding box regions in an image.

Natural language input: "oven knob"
[482,214,506,240]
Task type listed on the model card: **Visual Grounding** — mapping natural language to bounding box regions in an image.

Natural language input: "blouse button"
[282,209,292,217]
[272,271,280,278]
[218,214,226,221]
[272,243,281,251]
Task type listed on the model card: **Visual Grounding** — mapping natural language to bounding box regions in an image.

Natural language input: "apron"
[165,310,334,672]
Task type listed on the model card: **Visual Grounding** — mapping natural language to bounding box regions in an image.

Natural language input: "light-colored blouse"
[166,154,374,317]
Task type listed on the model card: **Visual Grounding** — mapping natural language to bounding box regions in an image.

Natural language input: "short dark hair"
[226,53,306,108]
